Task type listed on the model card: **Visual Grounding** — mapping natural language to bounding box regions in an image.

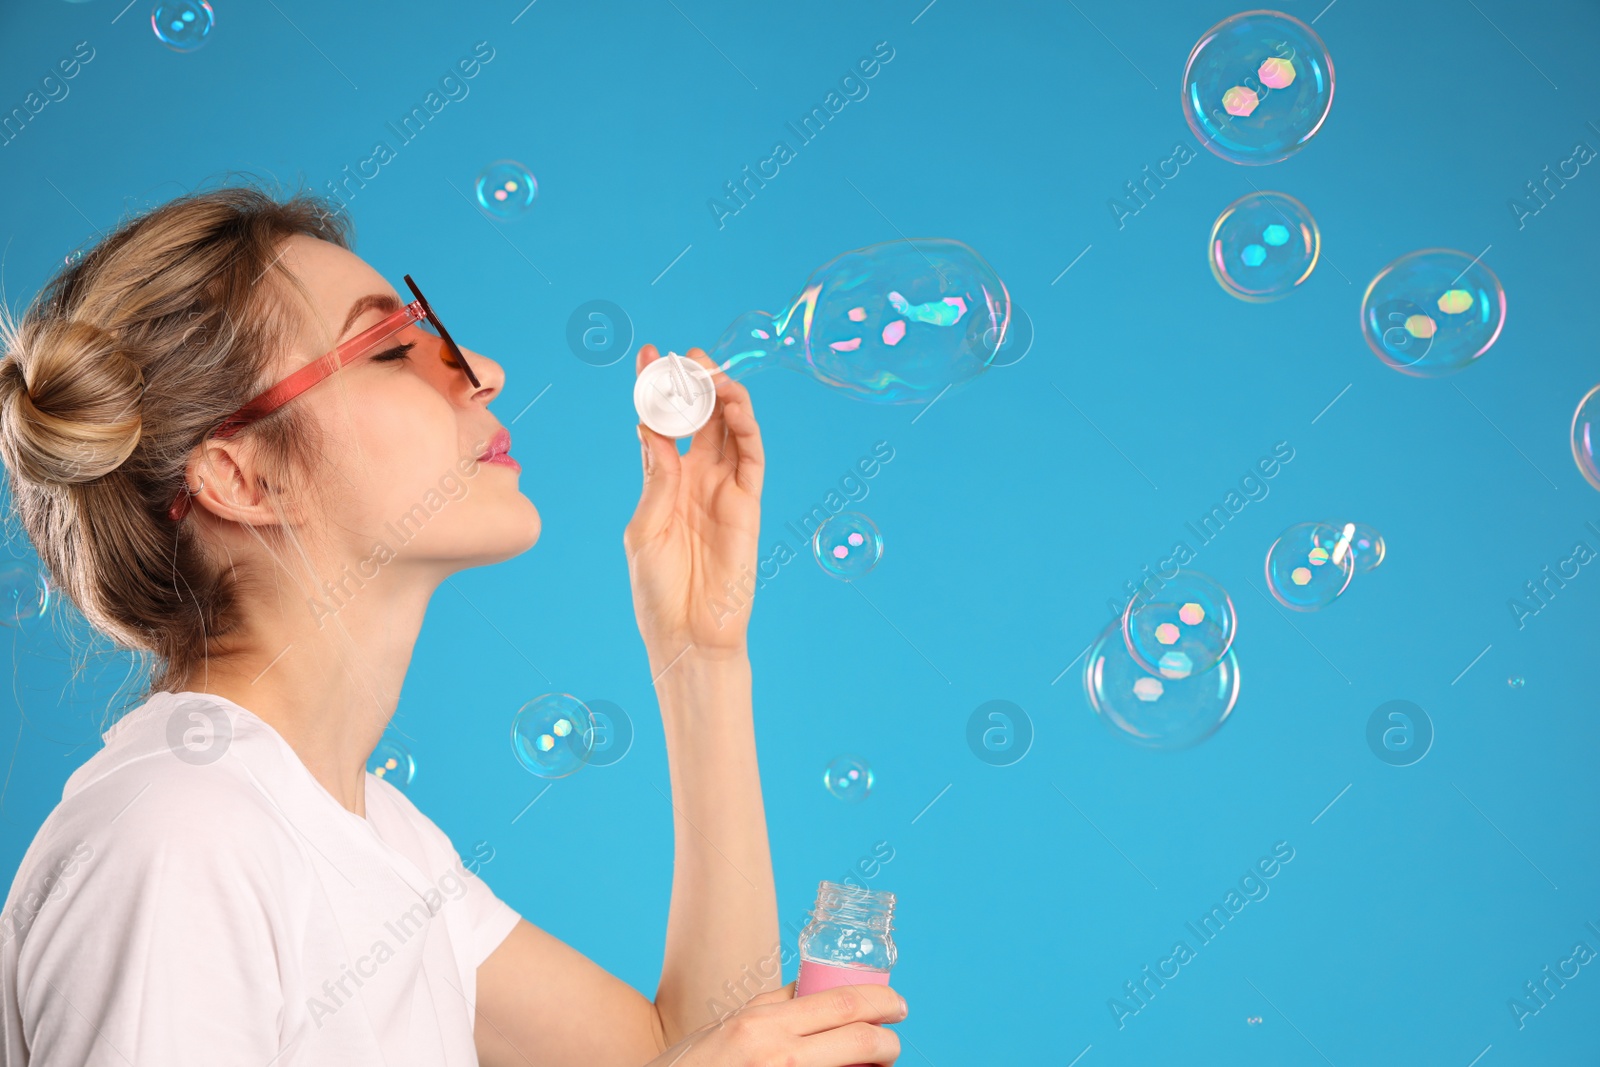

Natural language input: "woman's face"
[270,235,540,573]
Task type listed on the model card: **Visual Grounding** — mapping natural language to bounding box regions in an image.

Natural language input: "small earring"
[186,475,205,495]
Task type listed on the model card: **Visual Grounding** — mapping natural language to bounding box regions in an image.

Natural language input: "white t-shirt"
[0,689,522,1065]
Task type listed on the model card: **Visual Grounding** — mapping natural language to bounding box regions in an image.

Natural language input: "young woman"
[0,186,906,1066]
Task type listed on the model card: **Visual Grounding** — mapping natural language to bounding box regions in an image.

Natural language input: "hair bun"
[0,318,145,486]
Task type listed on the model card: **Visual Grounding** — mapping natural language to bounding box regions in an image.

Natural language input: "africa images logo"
[165,697,232,766]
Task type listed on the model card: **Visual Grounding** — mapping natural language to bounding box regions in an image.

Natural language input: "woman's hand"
[648,982,906,1067]
[624,344,765,669]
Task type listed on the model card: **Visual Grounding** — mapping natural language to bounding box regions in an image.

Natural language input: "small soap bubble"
[1265,522,1355,610]
[813,511,883,580]
[150,1,215,52]
[1182,11,1334,165]
[1247,1015,1264,1026]
[511,693,596,778]
[1346,523,1385,573]
[0,561,52,625]
[1085,620,1240,750]
[474,160,538,219]
[1571,384,1600,491]
[1508,676,1525,688]
[1122,572,1236,680]
[366,738,416,790]
[1322,520,1385,572]
[709,238,1010,405]
[823,755,874,801]
[1361,249,1506,376]
[1210,192,1319,301]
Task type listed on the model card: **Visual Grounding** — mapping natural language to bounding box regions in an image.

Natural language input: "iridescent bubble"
[1321,520,1386,572]
[1122,572,1236,680]
[150,1,215,52]
[474,160,538,219]
[367,738,416,790]
[1182,11,1335,165]
[1507,676,1525,688]
[1084,620,1240,750]
[709,238,1010,405]
[1571,384,1600,490]
[813,511,883,579]
[1265,521,1356,611]
[511,693,596,779]
[0,561,52,625]
[1209,192,1320,301]
[822,755,874,802]
[1360,249,1506,376]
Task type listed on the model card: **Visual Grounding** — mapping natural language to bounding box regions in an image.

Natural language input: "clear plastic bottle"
[795,880,898,999]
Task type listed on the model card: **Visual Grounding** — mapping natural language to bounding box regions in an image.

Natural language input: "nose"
[460,345,504,405]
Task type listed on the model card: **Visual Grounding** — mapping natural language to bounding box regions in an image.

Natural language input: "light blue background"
[2,1,1598,1063]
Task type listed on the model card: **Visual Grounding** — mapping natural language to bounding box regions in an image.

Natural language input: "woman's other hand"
[648,982,906,1067]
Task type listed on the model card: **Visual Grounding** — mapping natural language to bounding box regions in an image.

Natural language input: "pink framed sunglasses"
[167,275,479,521]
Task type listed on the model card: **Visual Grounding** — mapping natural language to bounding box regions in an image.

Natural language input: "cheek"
[312,385,459,516]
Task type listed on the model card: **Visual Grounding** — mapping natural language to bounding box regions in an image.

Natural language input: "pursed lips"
[478,428,519,471]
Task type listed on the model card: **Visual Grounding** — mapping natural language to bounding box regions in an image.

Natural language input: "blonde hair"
[0,180,349,697]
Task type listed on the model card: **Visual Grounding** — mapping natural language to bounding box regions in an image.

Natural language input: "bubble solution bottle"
[796,880,898,1065]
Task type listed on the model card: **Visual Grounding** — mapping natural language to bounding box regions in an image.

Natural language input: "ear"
[186,438,308,527]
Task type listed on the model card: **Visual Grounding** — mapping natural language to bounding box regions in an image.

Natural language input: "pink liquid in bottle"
[796,958,891,996]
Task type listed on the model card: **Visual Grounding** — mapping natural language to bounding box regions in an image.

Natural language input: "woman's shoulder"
[13,692,311,897]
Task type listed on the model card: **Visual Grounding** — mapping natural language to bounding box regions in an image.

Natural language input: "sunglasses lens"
[405,279,479,385]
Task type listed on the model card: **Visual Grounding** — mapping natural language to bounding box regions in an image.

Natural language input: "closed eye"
[371,342,415,363]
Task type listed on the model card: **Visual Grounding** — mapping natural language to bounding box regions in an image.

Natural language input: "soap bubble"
[0,561,52,625]
[1321,520,1385,572]
[1572,384,1600,490]
[511,693,596,778]
[367,738,416,790]
[709,238,1010,405]
[151,1,215,52]
[1122,571,1236,679]
[474,160,538,219]
[1361,249,1506,376]
[1507,676,1525,688]
[823,754,874,801]
[813,511,883,579]
[1085,620,1240,750]
[1181,11,1335,165]
[1209,192,1320,301]
[1265,521,1356,610]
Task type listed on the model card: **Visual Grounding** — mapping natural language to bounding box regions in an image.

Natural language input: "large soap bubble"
[709,238,1010,405]
[1182,11,1335,165]
[1360,249,1506,376]
[1085,620,1241,750]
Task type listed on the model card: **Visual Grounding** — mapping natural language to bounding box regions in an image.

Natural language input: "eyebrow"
[340,292,405,342]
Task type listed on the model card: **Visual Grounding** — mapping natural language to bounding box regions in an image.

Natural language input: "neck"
[179,558,440,817]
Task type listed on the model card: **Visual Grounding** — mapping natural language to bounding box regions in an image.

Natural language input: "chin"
[489,497,542,560]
